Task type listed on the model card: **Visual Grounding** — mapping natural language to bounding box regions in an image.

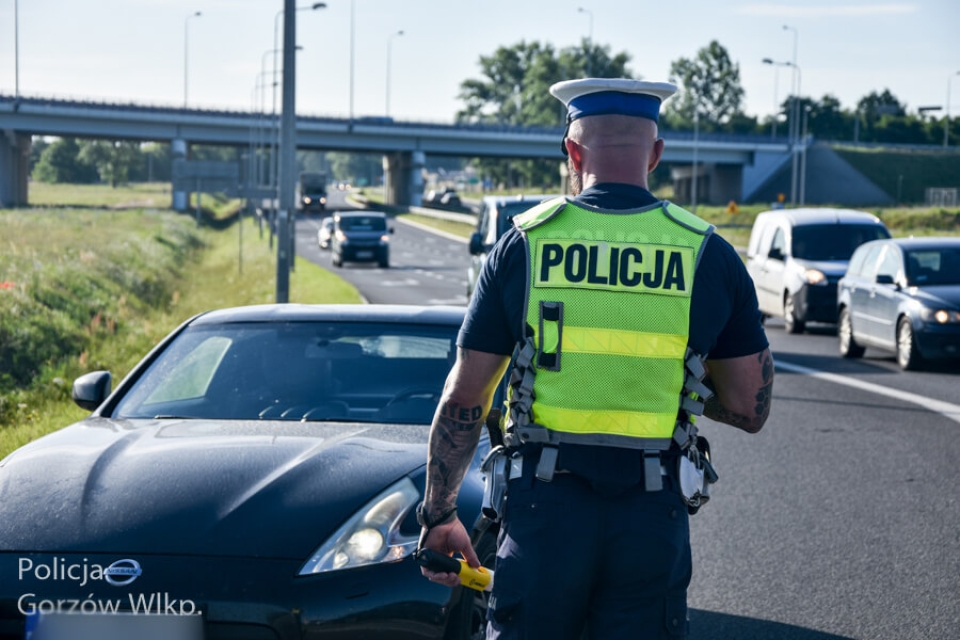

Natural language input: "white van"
[745,208,890,333]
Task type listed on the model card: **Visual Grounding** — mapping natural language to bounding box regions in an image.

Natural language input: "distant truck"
[297,172,328,212]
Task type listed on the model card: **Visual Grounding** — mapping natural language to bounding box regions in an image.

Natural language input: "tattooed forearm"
[703,350,774,434]
[423,400,485,518]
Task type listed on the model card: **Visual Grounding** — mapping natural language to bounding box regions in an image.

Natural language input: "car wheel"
[838,308,865,358]
[378,257,389,269]
[445,531,497,640]
[783,293,806,334]
[897,317,923,371]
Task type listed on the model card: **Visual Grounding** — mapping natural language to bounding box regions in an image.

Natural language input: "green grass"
[401,213,476,238]
[0,203,362,458]
[28,182,174,208]
[833,146,960,203]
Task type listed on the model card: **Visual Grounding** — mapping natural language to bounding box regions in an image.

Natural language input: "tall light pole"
[945,70,960,147]
[183,11,201,108]
[578,7,593,76]
[762,57,785,139]
[783,25,800,205]
[386,30,404,116]
[14,0,19,100]
[271,3,325,205]
[350,0,356,123]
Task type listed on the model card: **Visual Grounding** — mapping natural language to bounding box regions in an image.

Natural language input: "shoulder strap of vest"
[663,201,714,235]
[512,197,568,232]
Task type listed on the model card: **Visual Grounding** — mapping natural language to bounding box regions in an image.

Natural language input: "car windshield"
[791,224,890,261]
[905,248,960,286]
[112,321,456,424]
[339,216,387,231]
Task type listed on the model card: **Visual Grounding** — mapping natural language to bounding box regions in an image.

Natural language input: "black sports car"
[0,305,498,640]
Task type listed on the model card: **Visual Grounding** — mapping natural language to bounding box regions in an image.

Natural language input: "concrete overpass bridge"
[0,94,791,208]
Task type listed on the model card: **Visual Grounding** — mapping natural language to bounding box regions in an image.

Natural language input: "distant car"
[467,194,559,298]
[425,188,462,210]
[317,217,334,250]
[0,304,498,639]
[332,211,393,268]
[745,208,891,333]
[837,237,960,370]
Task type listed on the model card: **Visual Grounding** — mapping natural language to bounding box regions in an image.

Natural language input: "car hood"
[910,284,960,308]
[0,418,427,559]
[792,258,849,278]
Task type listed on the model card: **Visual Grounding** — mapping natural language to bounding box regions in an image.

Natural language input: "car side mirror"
[876,274,895,285]
[469,232,484,256]
[72,371,112,412]
[389,227,395,234]
[768,247,785,261]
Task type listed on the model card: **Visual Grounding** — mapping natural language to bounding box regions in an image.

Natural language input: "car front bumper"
[337,244,388,262]
[0,552,455,640]
[795,282,839,324]
[914,322,960,360]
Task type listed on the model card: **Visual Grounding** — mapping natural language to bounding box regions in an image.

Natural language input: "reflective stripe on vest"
[513,197,713,443]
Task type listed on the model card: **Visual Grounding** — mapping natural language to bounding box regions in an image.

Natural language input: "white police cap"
[550,78,677,124]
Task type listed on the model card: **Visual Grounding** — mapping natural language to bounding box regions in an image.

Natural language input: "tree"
[77,140,142,187]
[665,41,746,132]
[31,138,99,184]
[457,39,634,189]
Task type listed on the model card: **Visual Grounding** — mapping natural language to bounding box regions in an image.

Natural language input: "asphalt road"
[295,191,470,306]
[298,193,960,640]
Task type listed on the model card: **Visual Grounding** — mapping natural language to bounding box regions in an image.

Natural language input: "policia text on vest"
[535,239,693,295]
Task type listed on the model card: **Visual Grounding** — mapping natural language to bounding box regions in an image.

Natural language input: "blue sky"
[1,1,958,125]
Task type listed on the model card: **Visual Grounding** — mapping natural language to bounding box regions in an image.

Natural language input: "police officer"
[418,77,773,639]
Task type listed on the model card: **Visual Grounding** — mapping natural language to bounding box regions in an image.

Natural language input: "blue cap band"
[566,91,662,123]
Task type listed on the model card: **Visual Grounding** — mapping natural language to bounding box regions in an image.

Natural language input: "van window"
[791,224,890,261]
[338,216,387,232]
[769,228,787,260]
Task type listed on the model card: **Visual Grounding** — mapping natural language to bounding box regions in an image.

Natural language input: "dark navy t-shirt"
[458,183,768,491]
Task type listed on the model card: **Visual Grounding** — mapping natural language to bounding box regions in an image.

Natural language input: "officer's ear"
[566,138,584,172]
[648,138,665,174]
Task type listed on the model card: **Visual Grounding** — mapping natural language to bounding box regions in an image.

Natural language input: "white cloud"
[736,3,918,18]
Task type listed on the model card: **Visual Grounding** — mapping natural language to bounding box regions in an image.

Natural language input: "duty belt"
[504,340,716,495]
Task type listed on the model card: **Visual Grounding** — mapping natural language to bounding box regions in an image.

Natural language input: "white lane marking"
[396,216,470,244]
[776,359,960,425]
[380,278,421,287]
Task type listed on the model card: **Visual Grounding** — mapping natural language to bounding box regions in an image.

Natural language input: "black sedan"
[0,305,498,640]
[837,237,960,370]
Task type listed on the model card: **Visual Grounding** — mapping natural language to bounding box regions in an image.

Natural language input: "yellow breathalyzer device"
[415,549,494,592]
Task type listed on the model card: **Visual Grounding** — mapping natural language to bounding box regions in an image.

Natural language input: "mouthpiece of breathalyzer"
[415,549,494,592]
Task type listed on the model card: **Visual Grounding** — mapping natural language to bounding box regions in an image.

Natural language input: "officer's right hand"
[418,518,480,588]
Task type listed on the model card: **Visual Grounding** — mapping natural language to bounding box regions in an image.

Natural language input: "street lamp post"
[386,30,404,116]
[945,71,960,147]
[577,7,593,76]
[183,11,201,108]
[763,58,782,139]
[783,25,800,204]
[271,3,325,203]
[14,0,19,101]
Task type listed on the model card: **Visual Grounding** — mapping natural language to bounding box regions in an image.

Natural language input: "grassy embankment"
[397,192,959,248]
[0,183,361,457]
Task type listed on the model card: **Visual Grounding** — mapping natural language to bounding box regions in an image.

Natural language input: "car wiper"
[153,414,194,419]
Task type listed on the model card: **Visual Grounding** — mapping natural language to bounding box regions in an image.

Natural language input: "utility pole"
[276,0,296,303]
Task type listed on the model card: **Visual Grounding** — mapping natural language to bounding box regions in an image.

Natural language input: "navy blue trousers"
[486,453,691,639]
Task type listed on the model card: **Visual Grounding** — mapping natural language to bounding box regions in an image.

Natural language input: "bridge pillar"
[0,131,31,208]
[171,139,188,211]
[382,151,425,206]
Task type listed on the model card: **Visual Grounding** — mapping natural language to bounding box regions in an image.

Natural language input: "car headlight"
[380,234,390,242]
[335,230,346,242]
[320,197,327,205]
[805,269,827,286]
[304,197,312,204]
[298,477,420,576]
[919,307,960,324]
